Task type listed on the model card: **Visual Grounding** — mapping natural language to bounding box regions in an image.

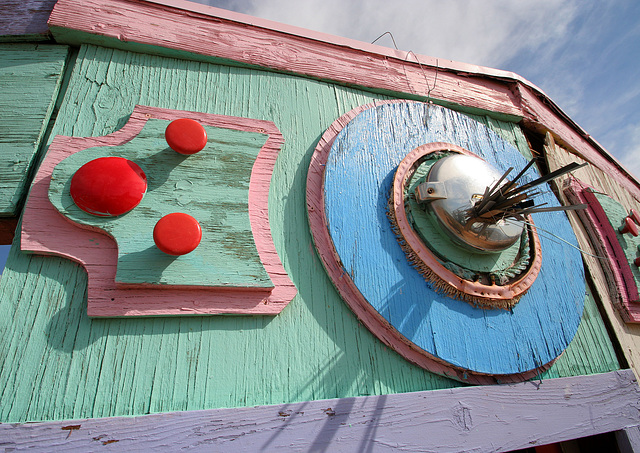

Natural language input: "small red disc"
[165,118,207,155]
[153,213,202,255]
[70,157,147,217]
[621,216,639,237]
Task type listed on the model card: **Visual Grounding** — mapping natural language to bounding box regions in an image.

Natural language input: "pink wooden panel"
[564,179,640,323]
[21,105,296,316]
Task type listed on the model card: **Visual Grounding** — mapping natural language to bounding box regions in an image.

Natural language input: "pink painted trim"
[390,142,542,303]
[21,105,296,317]
[306,100,551,384]
[140,0,533,85]
[564,179,640,323]
[47,0,640,200]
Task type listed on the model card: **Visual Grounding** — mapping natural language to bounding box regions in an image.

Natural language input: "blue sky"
[196,0,640,179]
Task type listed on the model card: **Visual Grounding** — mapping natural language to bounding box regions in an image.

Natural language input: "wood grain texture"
[0,44,68,215]
[1,370,638,452]
[564,181,640,323]
[546,143,640,380]
[49,121,273,287]
[309,101,584,382]
[47,0,521,120]
[0,0,56,40]
[390,141,541,303]
[46,0,640,201]
[0,45,620,424]
[22,105,295,316]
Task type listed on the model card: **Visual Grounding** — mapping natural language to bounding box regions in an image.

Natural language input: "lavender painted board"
[323,102,585,376]
[1,370,638,452]
[0,0,57,40]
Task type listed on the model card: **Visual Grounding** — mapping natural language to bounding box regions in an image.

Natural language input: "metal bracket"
[415,181,447,202]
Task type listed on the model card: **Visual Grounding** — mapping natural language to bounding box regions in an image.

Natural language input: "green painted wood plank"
[0,44,69,216]
[48,119,272,288]
[0,45,619,423]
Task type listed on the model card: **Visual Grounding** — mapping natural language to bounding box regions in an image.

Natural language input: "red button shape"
[70,157,147,217]
[153,213,202,255]
[165,118,207,155]
[620,216,639,237]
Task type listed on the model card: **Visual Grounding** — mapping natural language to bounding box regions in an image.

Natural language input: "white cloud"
[198,0,638,180]
[237,0,578,69]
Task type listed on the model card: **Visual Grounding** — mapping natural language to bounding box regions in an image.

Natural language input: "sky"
[194,0,640,179]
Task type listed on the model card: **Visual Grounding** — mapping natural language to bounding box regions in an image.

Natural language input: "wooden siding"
[0,45,619,423]
[0,44,68,215]
[547,144,640,380]
[1,370,638,452]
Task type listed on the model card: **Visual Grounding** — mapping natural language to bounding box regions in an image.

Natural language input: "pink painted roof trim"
[138,0,613,166]
[47,0,639,197]
[143,0,535,85]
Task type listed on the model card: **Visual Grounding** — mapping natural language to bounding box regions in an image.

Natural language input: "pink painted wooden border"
[47,0,640,202]
[306,100,552,385]
[390,142,542,303]
[564,179,640,323]
[21,105,296,317]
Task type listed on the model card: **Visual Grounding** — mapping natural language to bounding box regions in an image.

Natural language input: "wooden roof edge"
[148,0,639,188]
[519,84,639,190]
[143,0,539,86]
[46,0,640,197]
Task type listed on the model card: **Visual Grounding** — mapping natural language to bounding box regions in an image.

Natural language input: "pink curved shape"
[390,142,542,305]
[22,105,296,316]
[564,179,640,323]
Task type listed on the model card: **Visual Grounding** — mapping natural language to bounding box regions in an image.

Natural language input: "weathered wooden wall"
[0,44,68,216]
[0,45,620,423]
[46,0,640,203]
[548,144,640,379]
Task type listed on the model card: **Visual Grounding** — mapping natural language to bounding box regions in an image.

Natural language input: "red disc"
[70,157,147,217]
[165,118,207,155]
[622,217,639,237]
[153,213,202,255]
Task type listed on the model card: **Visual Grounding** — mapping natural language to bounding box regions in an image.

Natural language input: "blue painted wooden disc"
[323,102,585,376]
